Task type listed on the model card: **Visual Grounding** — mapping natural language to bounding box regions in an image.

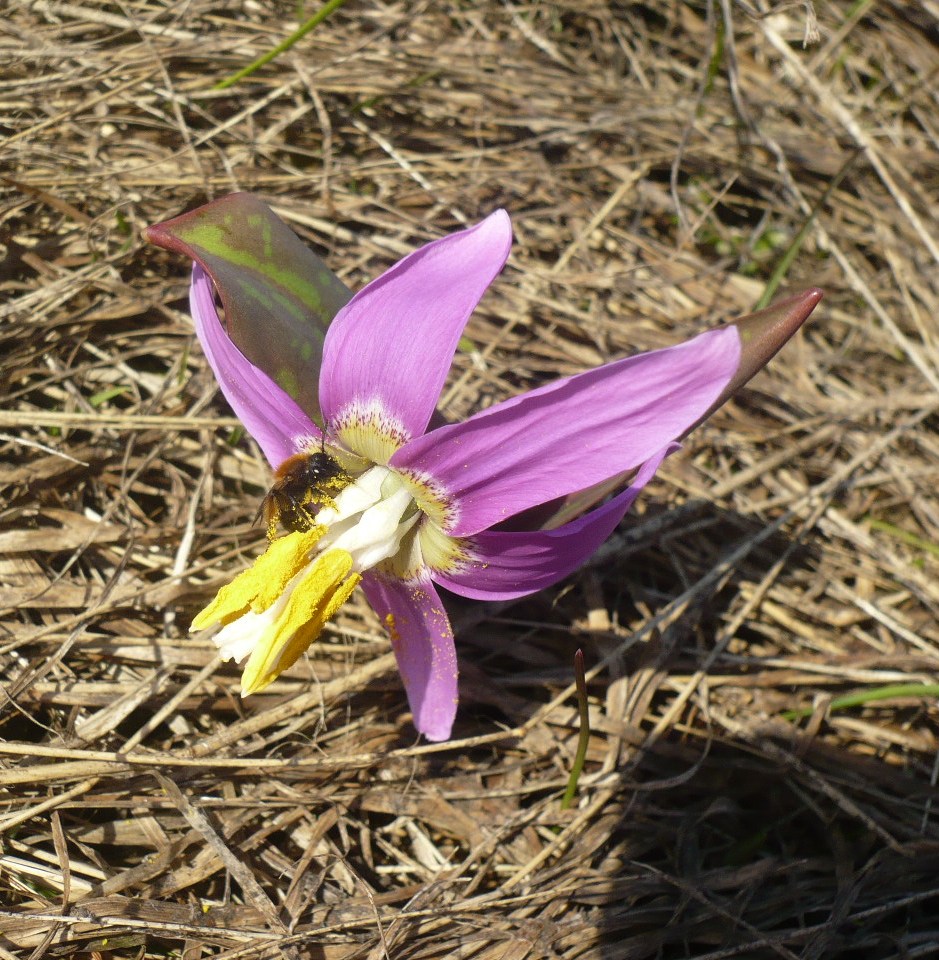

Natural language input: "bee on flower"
[149,202,820,741]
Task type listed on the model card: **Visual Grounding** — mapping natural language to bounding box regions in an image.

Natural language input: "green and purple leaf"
[146,193,350,424]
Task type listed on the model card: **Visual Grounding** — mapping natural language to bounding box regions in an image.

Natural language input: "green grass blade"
[783,683,939,721]
[867,518,939,559]
[214,0,350,91]
[755,149,859,309]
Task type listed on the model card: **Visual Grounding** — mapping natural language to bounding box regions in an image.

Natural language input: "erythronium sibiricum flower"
[188,210,742,741]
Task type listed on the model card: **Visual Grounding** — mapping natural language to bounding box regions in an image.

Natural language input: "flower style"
[188,210,742,741]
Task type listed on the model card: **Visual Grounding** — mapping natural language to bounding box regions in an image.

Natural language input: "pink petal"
[393,327,740,536]
[319,212,512,445]
[360,573,459,741]
[190,265,319,467]
[434,446,673,599]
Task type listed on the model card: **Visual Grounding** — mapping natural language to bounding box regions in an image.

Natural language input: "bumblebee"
[257,451,350,540]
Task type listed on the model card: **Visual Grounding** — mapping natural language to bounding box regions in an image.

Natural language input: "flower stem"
[561,649,590,811]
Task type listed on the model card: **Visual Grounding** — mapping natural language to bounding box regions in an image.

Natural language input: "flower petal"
[360,573,459,741]
[392,327,740,535]
[319,211,512,446]
[190,264,319,467]
[434,446,672,599]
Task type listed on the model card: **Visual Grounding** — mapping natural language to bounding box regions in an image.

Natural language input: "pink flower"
[189,210,740,741]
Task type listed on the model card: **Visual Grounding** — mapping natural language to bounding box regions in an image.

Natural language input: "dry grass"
[2,1,939,957]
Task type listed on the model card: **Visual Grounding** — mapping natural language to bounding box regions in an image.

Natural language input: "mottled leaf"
[146,193,351,424]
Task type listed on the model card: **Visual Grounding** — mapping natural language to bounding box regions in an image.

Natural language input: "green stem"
[214,0,350,91]
[561,649,590,810]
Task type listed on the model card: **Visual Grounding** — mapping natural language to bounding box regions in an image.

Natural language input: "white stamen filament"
[316,466,419,571]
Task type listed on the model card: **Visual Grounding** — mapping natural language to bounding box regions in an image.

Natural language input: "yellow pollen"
[240,549,361,695]
[191,527,325,631]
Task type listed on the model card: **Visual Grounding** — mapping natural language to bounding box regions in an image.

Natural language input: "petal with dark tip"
[680,288,823,439]
[190,264,319,467]
[536,289,823,530]
[434,445,673,600]
[360,573,459,741]
[319,211,512,444]
[393,327,740,536]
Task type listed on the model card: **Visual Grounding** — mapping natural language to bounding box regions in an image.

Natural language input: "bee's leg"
[295,502,318,530]
[265,493,289,541]
[254,498,278,541]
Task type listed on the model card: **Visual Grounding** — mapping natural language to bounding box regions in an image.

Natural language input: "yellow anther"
[240,549,361,695]
[191,527,324,630]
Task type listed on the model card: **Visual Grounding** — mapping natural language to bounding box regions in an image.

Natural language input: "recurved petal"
[190,264,319,467]
[360,572,459,741]
[393,326,740,536]
[434,446,672,599]
[319,211,512,449]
